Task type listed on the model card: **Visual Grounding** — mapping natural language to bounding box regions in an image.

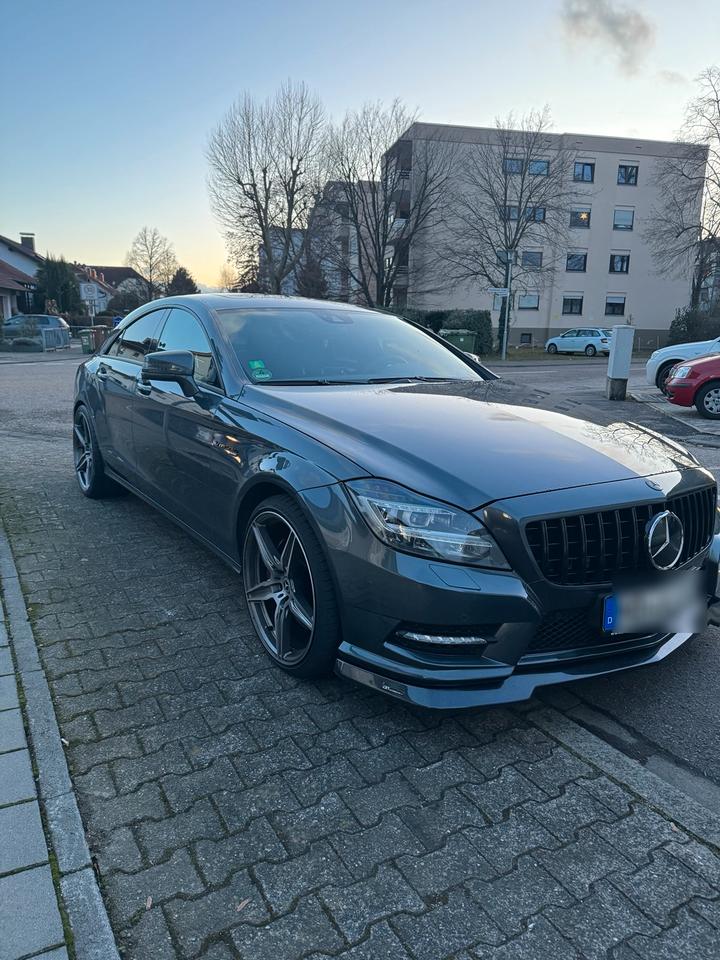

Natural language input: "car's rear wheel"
[73,406,120,499]
[656,361,678,394]
[242,494,340,677]
[695,381,720,419]
[585,344,597,357]
[547,343,558,355]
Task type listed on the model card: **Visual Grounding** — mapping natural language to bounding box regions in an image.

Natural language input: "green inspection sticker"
[252,368,273,381]
[248,359,266,370]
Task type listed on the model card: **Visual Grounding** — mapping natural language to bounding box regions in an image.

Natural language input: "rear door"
[132,306,237,551]
[92,309,166,480]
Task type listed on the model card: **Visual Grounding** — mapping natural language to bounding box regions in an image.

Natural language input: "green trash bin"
[80,329,93,354]
[440,329,478,354]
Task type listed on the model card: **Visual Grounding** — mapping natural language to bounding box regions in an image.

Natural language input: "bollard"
[606,325,635,400]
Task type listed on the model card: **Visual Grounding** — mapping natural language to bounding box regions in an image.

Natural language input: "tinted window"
[215,306,482,384]
[522,251,543,268]
[156,308,220,388]
[114,311,164,361]
[566,253,587,271]
[570,209,591,228]
[605,296,626,316]
[617,164,638,185]
[529,159,549,176]
[613,209,634,230]
[609,254,630,273]
[574,162,595,182]
[562,297,584,315]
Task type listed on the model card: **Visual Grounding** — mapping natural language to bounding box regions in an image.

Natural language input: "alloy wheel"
[243,510,316,664]
[703,388,720,415]
[73,412,93,492]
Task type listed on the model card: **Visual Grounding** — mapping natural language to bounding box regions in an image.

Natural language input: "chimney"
[19,233,35,253]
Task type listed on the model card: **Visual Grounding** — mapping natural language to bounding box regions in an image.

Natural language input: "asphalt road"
[1,351,719,809]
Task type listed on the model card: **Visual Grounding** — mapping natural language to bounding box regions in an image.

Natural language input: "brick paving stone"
[516,746,593,796]
[595,806,687,865]
[477,915,580,960]
[392,888,504,960]
[72,733,144,775]
[397,832,496,897]
[401,751,483,801]
[400,787,490,850]
[0,865,64,959]
[546,878,659,960]
[194,817,286,886]
[119,907,177,960]
[525,781,619,841]
[271,791,358,854]
[320,862,424,942]
[611,847,715,924]
[285,756,364,805]
[0,645,13,674]
[137,797,225,863]
[213,775,300,833]
[0,748,35,804]
[0,673,20,709]
[665,838,720,886]
[306,920,413,960]
[690,898,720,929]
[462,766,546,823]
[255,839,353,913]
[74,763,117,799]
[536,827,633,898]
[85,782,165,834]
[161,756,241,812]
[347,735,425,783]
[626,907,720,960]
[95,826,144,875]
[105,849,205,926]
[231,896,343,960]
[579,775,634,816]
[0,707,26,753]
[341,770,421,827]
[113,742,192,794]
[0,800,48,874]
[330,813,426,880]
[463,728,552,780]
[231,739,312,787]
[406,719,480,763]
[467,808,558,872]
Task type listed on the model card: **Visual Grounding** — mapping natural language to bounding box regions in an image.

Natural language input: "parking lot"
[2,353,720,959]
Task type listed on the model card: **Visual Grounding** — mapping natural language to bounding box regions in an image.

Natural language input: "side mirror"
[142,350,198,396]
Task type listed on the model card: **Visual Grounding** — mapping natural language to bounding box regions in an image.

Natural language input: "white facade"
[393,124,707,350]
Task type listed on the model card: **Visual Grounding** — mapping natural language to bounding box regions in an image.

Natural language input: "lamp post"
[501,251,514,361]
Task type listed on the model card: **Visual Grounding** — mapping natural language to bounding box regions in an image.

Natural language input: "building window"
[503,157,523,174]
[570,208,591,228]
[609,253,630,273]
[504,204,520,221]
[518,293,540,310]
[574,161,595,182]
[566,252,587,272]
[496,249,518,266]
[605,295,626,316]
[529,159,549,176]
[525,206,546,222]
[613,208,634,230]
[562,296,584,315]
[617,164,638,185]
[492,292,514,311]
[522,250,543,268]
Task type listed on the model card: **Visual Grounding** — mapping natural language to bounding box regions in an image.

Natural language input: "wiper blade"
[254,378,362,386]
[364,376,468,384]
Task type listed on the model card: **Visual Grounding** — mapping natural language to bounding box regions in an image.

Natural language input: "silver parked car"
[1,314,71,349]
[545,327,613,357]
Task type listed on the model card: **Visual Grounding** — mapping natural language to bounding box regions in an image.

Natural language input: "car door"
[132,306,238,552]
[92,309,166,481]
[560,329,578,352]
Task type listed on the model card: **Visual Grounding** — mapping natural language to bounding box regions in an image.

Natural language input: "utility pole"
[501,251,513,361]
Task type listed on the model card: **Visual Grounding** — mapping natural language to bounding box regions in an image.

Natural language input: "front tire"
[547,343,558,355]
[656,361,678,394]
[695,381,720,419]
[72,406,119,499]
[585,344,597,357]
[241,494,340,678]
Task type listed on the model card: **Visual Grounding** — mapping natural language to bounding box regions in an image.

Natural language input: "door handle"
[136,382,152,395]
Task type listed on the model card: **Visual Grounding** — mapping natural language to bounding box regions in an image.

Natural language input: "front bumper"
[300,478,720,710]
[666,380,696,407]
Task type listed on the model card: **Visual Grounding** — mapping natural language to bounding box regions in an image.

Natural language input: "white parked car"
[545,327,613,357]
[646,336,720,392]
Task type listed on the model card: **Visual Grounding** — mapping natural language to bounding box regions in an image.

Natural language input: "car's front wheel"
[656,361,678,394]
[72,406,120,499]
[547,343,558,355]
[695,381,720,419]
[585,344,597,357]
[242,494,340,677]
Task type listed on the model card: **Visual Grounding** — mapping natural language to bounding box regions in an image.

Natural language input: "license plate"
[602,571,705,634]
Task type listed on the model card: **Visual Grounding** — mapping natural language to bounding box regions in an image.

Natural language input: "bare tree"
[646,67,720,309]
[125,227,177,301]
[207,80,326,294]
[439,109,576,349]
[326,100,454,308]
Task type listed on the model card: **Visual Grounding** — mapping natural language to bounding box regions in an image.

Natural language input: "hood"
[242,380,700,509]
[681,353,720,373]
[654,339,717,361]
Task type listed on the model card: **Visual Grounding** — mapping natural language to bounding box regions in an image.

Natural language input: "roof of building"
[0,258,37,292]
[84,265,145,287]
[0,235,43,263]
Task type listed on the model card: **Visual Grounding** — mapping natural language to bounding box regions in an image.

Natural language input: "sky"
[2,0,719,286]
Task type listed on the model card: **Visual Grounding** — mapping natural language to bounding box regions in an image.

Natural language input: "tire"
[72,405,121,499]
[547,343,558,355]
[585,344,597,357]
[695,381,720,419]
[656,361,678,394]
[241,494,340,678]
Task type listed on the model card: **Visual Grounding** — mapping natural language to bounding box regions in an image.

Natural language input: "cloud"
[657,69,689,86]
[560,0,655,75]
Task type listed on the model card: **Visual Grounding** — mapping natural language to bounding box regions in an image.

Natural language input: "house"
[0,233,42,320]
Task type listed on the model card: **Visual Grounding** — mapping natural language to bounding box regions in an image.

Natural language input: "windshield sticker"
[252,368,273,381]
[248,359,266,370]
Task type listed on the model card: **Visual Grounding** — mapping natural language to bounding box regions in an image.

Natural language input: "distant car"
[545,328,612,357]
[646,336,720,393]
[666,354,720,418]
[1,314,71,348]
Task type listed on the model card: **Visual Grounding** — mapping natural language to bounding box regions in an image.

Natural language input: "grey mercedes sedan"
[73,294,720,708]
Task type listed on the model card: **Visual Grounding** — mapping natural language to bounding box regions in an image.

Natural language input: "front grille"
[525,485,716,585]
[528,610,654,655]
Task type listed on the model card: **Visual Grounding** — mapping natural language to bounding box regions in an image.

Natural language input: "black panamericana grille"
[525,485,716,586]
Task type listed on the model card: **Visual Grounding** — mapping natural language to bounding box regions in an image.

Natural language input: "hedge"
[402,308,493,355]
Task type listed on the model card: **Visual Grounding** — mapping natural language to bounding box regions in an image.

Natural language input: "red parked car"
[666,354,720,418]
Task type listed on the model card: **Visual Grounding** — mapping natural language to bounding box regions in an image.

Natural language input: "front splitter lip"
[334,631,693,709]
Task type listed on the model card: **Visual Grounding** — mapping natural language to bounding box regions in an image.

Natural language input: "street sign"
[80,283,96,301]
[489,287,509,296]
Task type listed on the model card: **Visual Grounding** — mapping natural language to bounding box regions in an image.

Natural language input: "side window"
[156,308,221,389]
[115,311,164,362]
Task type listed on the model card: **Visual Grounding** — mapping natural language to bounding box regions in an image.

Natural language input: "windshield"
[214,306,482,384]
[602,329,613,337]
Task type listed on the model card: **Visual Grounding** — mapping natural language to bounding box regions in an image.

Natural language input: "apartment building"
[389,123,707,349]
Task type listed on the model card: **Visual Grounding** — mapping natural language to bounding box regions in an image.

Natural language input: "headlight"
[673,365,692,379]
[346,479,509,569]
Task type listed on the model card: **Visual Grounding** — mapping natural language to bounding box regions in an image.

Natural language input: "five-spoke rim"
[243,510,315,664]
[703,388,720,414]
[73,412,93,491]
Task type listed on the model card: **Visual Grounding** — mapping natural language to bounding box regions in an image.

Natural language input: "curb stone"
[0,523,121,960]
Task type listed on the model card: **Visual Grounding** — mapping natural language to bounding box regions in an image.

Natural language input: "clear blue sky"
[2,0,718,285]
